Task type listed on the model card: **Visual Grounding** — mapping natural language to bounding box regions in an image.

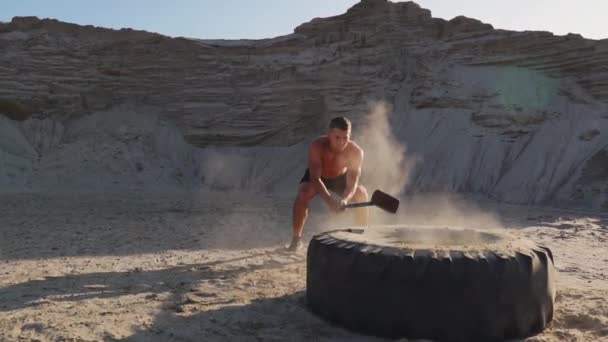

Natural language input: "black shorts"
[300,169,347,196]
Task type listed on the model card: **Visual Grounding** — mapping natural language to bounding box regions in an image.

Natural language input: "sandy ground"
[1,191,607,342]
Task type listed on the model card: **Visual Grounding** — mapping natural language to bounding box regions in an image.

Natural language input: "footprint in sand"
[559,313,605,331]
[558,266,581,273]
[597,327,608,337]
[20,322,46,333]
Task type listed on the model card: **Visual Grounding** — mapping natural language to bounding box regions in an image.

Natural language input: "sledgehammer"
[342,190,399,214]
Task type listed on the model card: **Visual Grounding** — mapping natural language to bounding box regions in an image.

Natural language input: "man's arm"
[308,143,333,205]
[342,147,364,203]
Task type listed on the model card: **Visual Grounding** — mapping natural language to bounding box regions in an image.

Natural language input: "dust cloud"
[193,100,505,251]
[198,149,251,190]
[350,100,504,232]
[355,101,417,197]
[181,190,290,250]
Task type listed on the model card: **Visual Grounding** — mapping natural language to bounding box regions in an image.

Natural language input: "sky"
[0,0,606,40]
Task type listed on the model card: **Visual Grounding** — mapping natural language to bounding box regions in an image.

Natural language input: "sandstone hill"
[1,0,608,209]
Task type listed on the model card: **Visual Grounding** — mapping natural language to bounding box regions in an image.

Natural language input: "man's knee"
[296,183,317,204]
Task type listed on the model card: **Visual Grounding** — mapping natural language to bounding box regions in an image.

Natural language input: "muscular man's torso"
[312,136,359,179]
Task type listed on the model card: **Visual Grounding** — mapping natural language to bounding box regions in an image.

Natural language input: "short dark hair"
[329,116,351,131]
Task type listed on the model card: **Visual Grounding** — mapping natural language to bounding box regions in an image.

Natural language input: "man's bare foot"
[286,236,303,252]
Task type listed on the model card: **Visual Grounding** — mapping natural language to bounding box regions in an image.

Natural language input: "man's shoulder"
[348,140,364,156]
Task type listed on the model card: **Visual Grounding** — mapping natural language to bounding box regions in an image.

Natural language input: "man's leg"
[290,183,317,249]
[350,185,369,226]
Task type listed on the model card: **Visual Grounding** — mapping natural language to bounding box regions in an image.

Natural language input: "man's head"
[327,116,351,152]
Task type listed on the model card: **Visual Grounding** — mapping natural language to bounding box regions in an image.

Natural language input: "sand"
[0,191,607,342]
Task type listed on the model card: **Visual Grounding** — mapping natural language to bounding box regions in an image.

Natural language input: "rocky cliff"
[1,0,608,209]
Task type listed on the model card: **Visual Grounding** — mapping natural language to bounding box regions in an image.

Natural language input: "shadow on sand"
[113,290,394,342]
[0,251,300,313]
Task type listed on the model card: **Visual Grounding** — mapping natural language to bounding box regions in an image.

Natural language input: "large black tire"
[306,226,556,342]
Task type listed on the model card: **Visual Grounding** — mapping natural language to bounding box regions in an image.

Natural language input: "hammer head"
[371,190,400,214]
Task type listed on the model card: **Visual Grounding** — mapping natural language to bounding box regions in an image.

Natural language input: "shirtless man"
[287,116,369,251]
